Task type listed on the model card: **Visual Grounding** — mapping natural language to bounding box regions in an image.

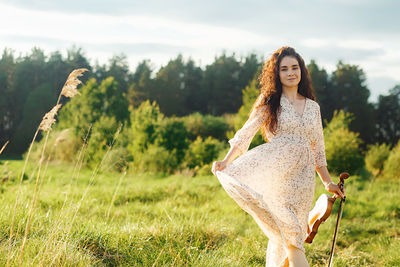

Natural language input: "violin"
[305,172,349,243]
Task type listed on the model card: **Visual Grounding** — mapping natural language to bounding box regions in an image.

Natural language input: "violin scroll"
[339,172,349,181]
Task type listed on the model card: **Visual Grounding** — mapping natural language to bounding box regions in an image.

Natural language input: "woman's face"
[279,56,301,89]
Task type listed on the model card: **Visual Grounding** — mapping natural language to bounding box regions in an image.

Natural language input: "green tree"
[375,85,400,145]
[182,112,229,141]
[365,143,391,176]
[239,53,262,90]
[155,117,189,165]
[383,141,400,179]
[94,54,131,94]
[85,116,121,168]
[229,77,265,147]
[126,59,155,108]
[127,100,183,173]
[12,83,57,153]
[324,110,364,174]
[181,58,204,114]
[57,77,129,135]
[0,48,16,149]
[65,46,92,79]
[46,51,70,97]
[307,60,331,120]
[128,100,163,155]
[202,53,242,115]
[153,55,187,116]
[330,61,375,144]
[7,48,48,153]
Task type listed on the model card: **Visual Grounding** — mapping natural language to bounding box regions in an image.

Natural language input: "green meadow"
[0,160,398,266]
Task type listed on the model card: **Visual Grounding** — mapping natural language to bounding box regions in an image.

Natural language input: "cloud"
[2,0,399,37]
[0,1,399,102]
[368,76,399,101]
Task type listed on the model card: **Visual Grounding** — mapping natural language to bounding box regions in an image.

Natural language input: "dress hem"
[216,170,307,266]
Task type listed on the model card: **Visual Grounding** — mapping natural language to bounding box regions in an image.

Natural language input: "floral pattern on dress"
[216,93,327,267]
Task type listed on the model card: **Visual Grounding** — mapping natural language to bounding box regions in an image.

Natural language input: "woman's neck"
[282,86,299,101]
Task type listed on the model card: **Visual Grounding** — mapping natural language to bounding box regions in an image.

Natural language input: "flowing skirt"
[216,141,316,266]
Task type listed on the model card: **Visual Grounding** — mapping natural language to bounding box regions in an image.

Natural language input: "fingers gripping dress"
[215,94,328,267]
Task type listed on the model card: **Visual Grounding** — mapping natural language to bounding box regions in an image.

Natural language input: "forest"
[0,46,399,177]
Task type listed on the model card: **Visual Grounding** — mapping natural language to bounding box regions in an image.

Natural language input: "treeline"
[26,76,399,178]
[0,46,399,157]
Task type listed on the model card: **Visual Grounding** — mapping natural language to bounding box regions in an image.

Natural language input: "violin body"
[305,172,349,244]
[305,194,336,243]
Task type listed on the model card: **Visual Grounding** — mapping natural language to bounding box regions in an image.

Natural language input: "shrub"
[85,116,122,168]
[155,117,189,165]
[182,112,229,141]
[128,100,163,155]
[195,163,213,177]
[365,143,391,176]
[184,136,226,170]
[324,110,364,175]
[101,147,131,172]
[130,144,178,175]
[26,128,82,163]
[383,141,400,179]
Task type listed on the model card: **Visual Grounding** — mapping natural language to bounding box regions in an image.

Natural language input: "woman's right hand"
[325,182,346,199]
[211,160,228,175]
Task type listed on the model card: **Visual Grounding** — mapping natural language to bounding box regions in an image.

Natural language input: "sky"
[0,0,399,103]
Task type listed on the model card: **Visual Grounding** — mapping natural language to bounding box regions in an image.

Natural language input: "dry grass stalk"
[106,170,127,220]
[37,127,92,264]
[0,140,9,155]
[60,68,88,99]
[8,68,88,266]
[39,104,62,132]
[52,125,123,259]
[54,129,70,146]
[19,130,52,265]
[7,128,40,267]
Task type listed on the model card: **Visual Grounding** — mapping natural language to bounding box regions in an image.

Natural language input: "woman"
[211,46,345,267]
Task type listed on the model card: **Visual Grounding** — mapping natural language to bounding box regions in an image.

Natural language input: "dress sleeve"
[228,95,267,155]
[310,104,328,168]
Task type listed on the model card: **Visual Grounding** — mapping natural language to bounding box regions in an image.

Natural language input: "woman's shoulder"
[306,97,321,109]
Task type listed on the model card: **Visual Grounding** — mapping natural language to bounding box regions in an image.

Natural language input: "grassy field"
[0,159,399,266]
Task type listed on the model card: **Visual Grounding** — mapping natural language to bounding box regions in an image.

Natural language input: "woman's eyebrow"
[280,64,299,68]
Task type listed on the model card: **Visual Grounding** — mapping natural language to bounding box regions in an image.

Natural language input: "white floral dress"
[215,94,327,267]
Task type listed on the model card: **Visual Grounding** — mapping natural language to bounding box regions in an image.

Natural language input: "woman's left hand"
[325,182,345,199]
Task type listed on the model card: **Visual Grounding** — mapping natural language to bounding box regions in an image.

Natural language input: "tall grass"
[1,68,398,266]
[5,68,89,266]
[0,160,399,266]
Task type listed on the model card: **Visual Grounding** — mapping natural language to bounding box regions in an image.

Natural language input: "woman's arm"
[212,95,266,175]
[311,105,345,199]
[315,165,332,186]
[222,146,241,165]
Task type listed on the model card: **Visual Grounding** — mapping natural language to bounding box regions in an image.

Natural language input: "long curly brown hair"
[252,46,316,139]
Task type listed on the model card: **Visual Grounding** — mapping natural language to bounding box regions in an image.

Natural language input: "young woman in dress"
[211,46,345,267]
